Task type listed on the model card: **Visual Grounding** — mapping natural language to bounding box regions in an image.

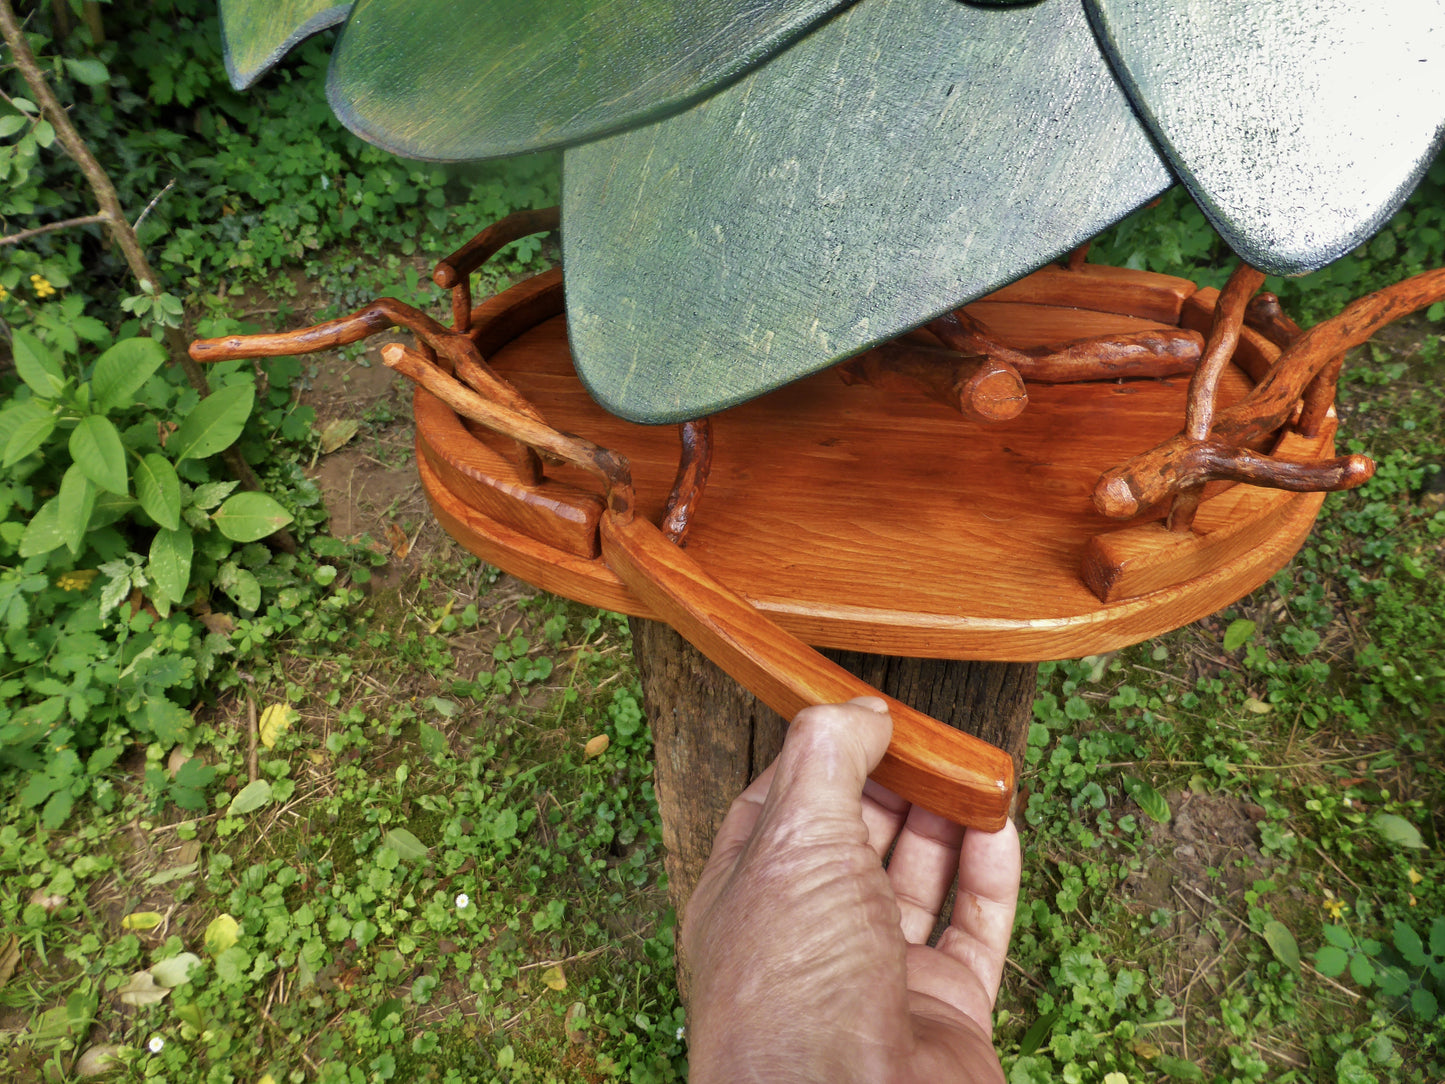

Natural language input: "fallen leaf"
[28,890,67,914]
[199,610,236,636]
[144,863,198,887]
[118,970,170,1006]
[204,914,240,955]
[121,911,163,931]
[175,840,201,867]
[584,734,610,760]
[1242,697,1272,715]
[564,1001,588,1044]
[75,1044,124,1078]
[259,703,292,749]
[151,952,203,987]
[541,964,567,991]
[227,778,273,816]
[0,935,19,989]
[385,521,410,560]
[317,418,359,454]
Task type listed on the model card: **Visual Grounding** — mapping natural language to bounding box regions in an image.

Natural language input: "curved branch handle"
[433,206,561,331]
[600,513,1014,830]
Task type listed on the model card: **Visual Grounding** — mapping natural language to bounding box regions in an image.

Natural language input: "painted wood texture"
[417,266,1334,661]
[1085,0,1445,275]
[326,0,854,160]
[220,0,351,90]
[563,0,1170,424]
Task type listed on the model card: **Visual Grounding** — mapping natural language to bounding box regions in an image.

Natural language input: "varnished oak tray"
[416,264,1332,661]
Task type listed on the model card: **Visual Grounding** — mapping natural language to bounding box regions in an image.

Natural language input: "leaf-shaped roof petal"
[325,0,858,160]
[562,0,1171,423]
[1086,0,1445,275]
[220,0,353,90]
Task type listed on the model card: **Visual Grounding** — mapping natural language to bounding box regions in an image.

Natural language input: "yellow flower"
[0,283,8,302]
[56,569,98,592]
[1408,867,1423,885]
[30,273,55,298]
[1323,895,1349,920]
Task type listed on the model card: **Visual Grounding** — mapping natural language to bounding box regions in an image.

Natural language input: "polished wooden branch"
[1095,265,1445,520]
[839,342,1027,422]
[433,206,560,331]
[190,295,548,478]
[662,419,713,545]
[1015,327,1203,382]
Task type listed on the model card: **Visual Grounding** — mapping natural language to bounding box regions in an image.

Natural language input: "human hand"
[682,698,1020,1084]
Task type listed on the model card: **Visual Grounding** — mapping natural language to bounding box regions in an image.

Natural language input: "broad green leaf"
[190,480,239,510]
[1314,945,1350,977]
[62,57,110,86]
[1121,775,1171,824]
[1348,952,1376,987]
[1222,618,1256,652]
[217,563,261,612]
[121,911,163,931]
[135,454,182,530]
[211,492,293,542]
[2,400,56,466]
[382,828,428,861]
[12,329,64,398]
[220,0,352,89]
[227,778,273,816]
[19,497,65,558]
[328,0,854,159]
[69,416,128,495]
[204,914,241,955]
[564,0,1168,421]
[1261,920,1300,972]
[169,382,255,462]
[1412,987,1439,1020]
[0,115,24,138]
[56,464,96,556]
[148,526,194,607]
[150,952,202,988]
[1372,812,1425,849]
[145,699,193,745]
[1393,921,1427,966]
[91,337,167,412]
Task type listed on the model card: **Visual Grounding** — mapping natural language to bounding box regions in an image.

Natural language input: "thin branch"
[131,178,175,232]
[0,211,108,245]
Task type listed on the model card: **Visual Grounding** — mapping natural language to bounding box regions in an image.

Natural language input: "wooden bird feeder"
[194,208,1445,917]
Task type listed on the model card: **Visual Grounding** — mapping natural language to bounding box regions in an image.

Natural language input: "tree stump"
[630,616,1037,985]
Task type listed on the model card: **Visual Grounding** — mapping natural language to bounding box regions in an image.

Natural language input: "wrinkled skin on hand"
[683,698,1021,1083]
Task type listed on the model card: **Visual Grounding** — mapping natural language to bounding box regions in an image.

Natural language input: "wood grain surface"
[416,266,1335,661]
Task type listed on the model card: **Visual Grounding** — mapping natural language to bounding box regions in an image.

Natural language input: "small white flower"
[455,893,469,910]
[675,1026,685,1042]
[147,1036,165,1054]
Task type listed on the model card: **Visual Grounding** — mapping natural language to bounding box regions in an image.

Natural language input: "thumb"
[761,697,894,829]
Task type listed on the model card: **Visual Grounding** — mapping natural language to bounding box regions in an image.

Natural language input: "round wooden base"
[417,264,1333,661]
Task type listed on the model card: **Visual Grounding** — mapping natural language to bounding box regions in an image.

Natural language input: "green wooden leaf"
[563,0,1168,422]
[148,527,194,608]
[2,400,57,467]
[220,0,353,89]
[169,382,255,463]
[211,492,293,542]
[91,337,167,412]
[1085,0,1445,275]
[69,416,128,496]
[12,329,65,399]
[228,779,273,816]
[327,0,853,159]
[56,464,96,557]
[134,454,182,531]
[1261,920,1300,973]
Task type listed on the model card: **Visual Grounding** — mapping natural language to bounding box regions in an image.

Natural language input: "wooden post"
[631,617,1036,995]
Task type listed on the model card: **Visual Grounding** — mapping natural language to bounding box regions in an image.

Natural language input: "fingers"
[933,818,1021,1008]
[758,697,893,834]
[886,804,966,943]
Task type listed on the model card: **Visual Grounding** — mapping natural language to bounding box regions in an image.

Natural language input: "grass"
[0,313,1442,1082]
